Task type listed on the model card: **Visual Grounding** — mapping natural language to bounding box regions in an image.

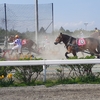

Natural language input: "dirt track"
[0,84,100,100]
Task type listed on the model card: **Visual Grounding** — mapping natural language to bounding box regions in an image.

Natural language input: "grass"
[0,76,100,87]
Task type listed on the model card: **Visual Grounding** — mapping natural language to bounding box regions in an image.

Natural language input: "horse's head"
[8,35,15,42]
[54,33,63,45]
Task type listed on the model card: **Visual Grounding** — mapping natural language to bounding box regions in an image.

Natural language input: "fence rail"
[0,59,100,82]
[0,59,100,66]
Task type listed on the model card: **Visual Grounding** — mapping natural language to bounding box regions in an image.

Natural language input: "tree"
[66,29,70,33]
[59,26,65,33]
[39,27,46,34]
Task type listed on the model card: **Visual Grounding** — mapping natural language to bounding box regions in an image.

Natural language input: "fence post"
[43,65,46,82]
[4,3,8,49]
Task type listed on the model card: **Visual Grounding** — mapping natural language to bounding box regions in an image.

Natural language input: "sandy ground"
[36,43,88,60]
[0,84,100,100]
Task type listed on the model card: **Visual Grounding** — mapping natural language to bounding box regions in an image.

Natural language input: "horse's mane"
[61,33,76,41]
[60,33,76,45]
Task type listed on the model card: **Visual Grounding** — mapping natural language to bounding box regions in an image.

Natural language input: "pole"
[43,65,46,82]
[4,3,8,49]
[84,22,88,30]
[52,3,54,34]
[35,0,39,44]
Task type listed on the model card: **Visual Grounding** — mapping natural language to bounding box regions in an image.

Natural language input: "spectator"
[95,27,99,32]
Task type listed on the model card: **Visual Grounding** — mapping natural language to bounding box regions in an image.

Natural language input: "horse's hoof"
[65,52,69,58]
[97,56,100,59]
[65,55,69,59]
[66,56,69,59]
[31,55,34,58]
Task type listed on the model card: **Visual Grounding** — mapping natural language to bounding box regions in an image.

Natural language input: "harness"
[64,36,76,52]
[67,36,72,46]
[66,36,86,52]
[66,36,76,48]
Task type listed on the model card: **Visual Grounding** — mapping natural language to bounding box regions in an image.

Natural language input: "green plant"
[56,66,64,81]
[14,56,43,84]
[61,55,95,78]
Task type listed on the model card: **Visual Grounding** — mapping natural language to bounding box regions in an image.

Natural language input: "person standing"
[9,35,22,55]
[95,27,99,32]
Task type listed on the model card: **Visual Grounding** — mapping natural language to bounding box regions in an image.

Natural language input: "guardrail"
[0,59,100,82]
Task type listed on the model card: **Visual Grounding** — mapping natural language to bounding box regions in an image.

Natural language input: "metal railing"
[0,59,100,82]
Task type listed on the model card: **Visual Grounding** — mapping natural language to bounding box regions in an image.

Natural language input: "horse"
[8,35,39,54]
[54,33,100,58]
[91,31,100,39]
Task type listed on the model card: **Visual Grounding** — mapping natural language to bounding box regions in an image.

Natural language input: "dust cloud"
[32,33,66,60]
[34,32,91,60]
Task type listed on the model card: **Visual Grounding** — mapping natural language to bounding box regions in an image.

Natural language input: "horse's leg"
[68,45,77,57]
[97,40,100,53]
[65,46,72,58]
[29,47,40,54]
[65,46,77,58]
[95,53,100,59]
[97,42,100,58]
[81,52,84,57]
[65,51,77,58]
[27,48,32,54]
[72,50,77,57]
[34,45,40,54]
[88,48,99,58]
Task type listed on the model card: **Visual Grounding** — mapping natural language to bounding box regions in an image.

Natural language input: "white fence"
[0,59,100,82]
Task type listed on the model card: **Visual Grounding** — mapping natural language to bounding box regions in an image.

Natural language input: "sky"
[0,0,100,31]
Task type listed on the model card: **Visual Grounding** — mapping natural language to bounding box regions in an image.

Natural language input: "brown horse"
[54,33,100,58]
[91,31,100,39]
[8,35,39,54]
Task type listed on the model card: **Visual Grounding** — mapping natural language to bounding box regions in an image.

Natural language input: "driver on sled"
[9,35,22,55]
